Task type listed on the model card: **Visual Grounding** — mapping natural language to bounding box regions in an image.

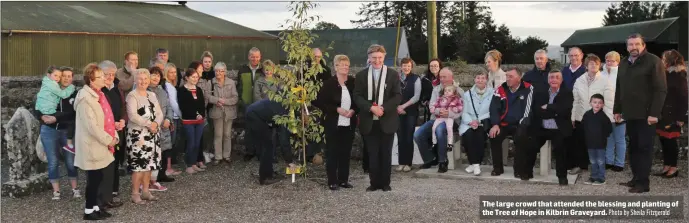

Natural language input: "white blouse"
[338,85,352,126]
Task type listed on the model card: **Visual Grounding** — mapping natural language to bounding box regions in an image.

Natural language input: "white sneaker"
[52,191,61,200]
[465,165,475,174]
[72,189,81,198]
[473,164,481,176]
[395,165,404,172]
[402,165,412,172]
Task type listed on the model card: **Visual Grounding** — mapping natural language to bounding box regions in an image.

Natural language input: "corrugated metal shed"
[561,17,680,47]
[1,1,280,76]
[264,27,409,66]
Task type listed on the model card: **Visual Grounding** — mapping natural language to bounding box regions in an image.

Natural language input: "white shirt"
[338,85,352,126]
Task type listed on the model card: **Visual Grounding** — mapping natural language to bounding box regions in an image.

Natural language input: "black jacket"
[522,62,552,92]
[305,59,332,84]
[33,90,78,131]
[658,68,688,131]
[614,51,667,120]
[245,99,288,124]
[352,67,402,135]
[314,76,358,130]
[530,87,574,137]
[177,86,206,120]
[581,110,613,149]
[102,81,126,122]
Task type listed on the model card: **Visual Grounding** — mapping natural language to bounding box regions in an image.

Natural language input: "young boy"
[581,94,613,185]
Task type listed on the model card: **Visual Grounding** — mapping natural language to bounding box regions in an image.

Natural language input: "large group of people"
[33,33,685,221]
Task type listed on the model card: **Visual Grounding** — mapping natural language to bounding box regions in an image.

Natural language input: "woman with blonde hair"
[126,68,164,204]
[601,51,626,172]
[484,49,506,89]
[253,60,279,101]
[162,63,184,175]
[74,63,118,220]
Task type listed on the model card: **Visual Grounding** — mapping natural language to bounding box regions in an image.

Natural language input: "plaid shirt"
[542,88,559,129]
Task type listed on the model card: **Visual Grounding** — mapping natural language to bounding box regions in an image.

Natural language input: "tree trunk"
[427,1,438,61]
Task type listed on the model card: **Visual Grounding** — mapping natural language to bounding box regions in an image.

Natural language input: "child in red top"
[431,85,463,151]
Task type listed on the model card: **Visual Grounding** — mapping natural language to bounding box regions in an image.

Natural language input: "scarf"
[367,65,388,106]
[96,88,116,154]
[668,65,687,73]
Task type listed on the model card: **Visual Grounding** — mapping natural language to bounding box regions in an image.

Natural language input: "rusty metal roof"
[0,1,277,39]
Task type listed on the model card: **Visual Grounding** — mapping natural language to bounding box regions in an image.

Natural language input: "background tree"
[603,1,673,26]
[270,1,326,173]
[313,21,340,30]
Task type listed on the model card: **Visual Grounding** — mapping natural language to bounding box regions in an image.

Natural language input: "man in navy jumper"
[561,47,587,91]
[522,50,552,92]
[488,68,534,176]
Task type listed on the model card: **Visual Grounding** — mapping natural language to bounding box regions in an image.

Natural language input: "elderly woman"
[460,71,494,176]
[126,68,164,204]
[601,51,626,172]
[74,63,118,220]
[571,54,614,175]
[178,68,207,174]
[201,62,239,164]
[253,60,279,101]
[162,63,183,175]
[420,58,442,122]
[485,49,507,89]
[314,54,358,190]
[147,67,175,192]
[655,50,688,178]
[98,60,126,208]
[395,57,421,172]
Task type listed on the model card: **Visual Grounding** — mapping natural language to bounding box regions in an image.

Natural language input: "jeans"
[605,123,627,167]
[397,114,417,166]
[183,123,205,167]
[588,149,606,181]
[413,120,448,163]
[41,125,77,183]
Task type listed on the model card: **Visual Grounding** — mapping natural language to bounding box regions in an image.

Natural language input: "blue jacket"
[459,85,494,135]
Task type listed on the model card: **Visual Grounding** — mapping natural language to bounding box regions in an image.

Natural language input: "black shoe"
[420,159,439,169]
[628,187,650,193]
[366,186,378,192]
[104,201,123,209]
[339,182,354,188]
[157,175,175,183]
[663,170,679,178]
[259,178,281,185]
[243,154,255,162]
[96,210,112,218]
[605,164,614,169]
[520,175,531,181]
[653,171,669,176]
[558,178,568,186]
[446,144,453,152]
[611,166,624,172]
[328,184,339,190]
[382,186,392,192]
[363,169,369,174]
[83,213,104,221]
[437,162,448,173]
[491,170,504,176]
[619,181,635,187]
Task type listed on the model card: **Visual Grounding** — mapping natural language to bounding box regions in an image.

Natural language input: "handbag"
[469,89,490,133]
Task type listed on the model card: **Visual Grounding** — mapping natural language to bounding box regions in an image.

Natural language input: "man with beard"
[614,34,667,193]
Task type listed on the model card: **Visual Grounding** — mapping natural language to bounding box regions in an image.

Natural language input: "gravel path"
[2,160,687,222]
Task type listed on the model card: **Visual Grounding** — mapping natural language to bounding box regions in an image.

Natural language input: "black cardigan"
[314,76,358,130]
[177,86,206,120]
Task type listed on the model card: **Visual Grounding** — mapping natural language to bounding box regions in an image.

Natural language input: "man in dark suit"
[353,44,402,192]
[525,70,573,185]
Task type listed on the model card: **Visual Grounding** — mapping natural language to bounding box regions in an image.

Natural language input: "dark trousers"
[363,121,394,188]
[462,128,486,165]
[566,121,589,169]
[199,118,214,163]
[489,126,517,172]
[659,136,679,167]
[159,150,171,180]
[115,130,126,168]
[397,114,417,166]
[361,132,369,171]
[627,120,655,189]
[98,161,115,205]
[86,161,111,209]
[325,126,355,185]
[526,129,567,178]
[246,112,275,181]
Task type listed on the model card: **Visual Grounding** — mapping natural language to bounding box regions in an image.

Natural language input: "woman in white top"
[485,49,506,89]
[570,54,614,174]
[162,63,183,176]
[600,51,626,171]
[314,55,358,191]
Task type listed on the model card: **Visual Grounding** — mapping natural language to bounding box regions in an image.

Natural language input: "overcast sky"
[183,1,613,47]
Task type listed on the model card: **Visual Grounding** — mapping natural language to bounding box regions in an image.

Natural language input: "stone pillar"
[2,107,50,197]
